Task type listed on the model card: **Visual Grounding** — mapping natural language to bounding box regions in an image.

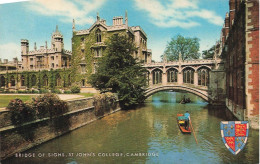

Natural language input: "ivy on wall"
[0,69,73,90]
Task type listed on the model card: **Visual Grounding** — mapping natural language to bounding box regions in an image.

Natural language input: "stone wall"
[0,97,120,160]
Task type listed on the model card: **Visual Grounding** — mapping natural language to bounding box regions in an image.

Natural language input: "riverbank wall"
[0,97,120,160]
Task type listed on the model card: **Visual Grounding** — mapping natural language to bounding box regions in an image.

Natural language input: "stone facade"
[21,26,72,71]
[71,12,152,86]
[221,0,259,129]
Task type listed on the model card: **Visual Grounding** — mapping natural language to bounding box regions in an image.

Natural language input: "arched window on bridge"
[10,75,15,87]
[183,68,194,84]
[198,68,210,86]
[167,68,178,83]
[0,76,5,88]
[152,69,162,84]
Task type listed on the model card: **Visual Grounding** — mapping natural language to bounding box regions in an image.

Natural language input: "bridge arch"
[145,85,210,101]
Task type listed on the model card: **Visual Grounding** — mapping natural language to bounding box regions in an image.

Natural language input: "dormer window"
[96,29,101,43]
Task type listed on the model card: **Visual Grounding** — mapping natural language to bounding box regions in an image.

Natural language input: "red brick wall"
[247,0,259,116]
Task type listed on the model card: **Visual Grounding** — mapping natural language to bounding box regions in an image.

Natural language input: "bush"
[71,85,80,93]
[31,93,68,118]
[39,88,49,94]
[52,89,62,94]
[64,90,72,94]
[7,98,36,125]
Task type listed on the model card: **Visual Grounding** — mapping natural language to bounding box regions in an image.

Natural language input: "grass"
[0,95,36,108]
[78,93,96,97]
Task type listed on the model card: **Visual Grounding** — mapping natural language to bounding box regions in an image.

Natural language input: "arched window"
[10,76,15,87]
[21,75,25,86]
[31,74,37,86]
[55,74,61,86]
[43,74,48,87]
[183,68,194,84]
[152,69,162,84]
[198,68,210,86]
[96,29,101,43]
[68,74,71,86]
[167,68,178,83]
[0,76,5,87]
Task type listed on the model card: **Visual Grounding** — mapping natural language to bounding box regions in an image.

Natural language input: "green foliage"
[7,94,68,124]
[162,35,200,61]
[202,45,215,59]
[52,89,62,94]
[64,90,72,94]
[31,93,68,118]
[89,35,147,108]
[39,88,49,94]
[93,92,117,116]
[7,98,36,125]
[71,85,80,93]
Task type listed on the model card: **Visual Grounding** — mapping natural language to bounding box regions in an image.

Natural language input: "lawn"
[78,93,96,97]
[0,95,36,108]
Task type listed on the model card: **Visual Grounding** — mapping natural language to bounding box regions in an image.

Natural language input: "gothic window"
[0,76,5,87]
[43,74,48,87]
[68,74,71,86]
[167,68,178,83]
[21,75,25,86]
[93,63,98,73]
[81,64,86,73]
[152,69,162,84]
[183,68,194,84]
[198,68,209,86]
[10,76,15,87]
[96,29,102,43]
[82,79,85,87]
[55,74,61,86]
[31,74,36,86]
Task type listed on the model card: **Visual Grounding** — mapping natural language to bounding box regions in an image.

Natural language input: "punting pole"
[190,117,198,144]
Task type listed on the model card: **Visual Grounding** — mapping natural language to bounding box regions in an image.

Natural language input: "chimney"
[100,19,106,25]
[125,10,128,27]
[113,16,123,26]
[229,0,235,28]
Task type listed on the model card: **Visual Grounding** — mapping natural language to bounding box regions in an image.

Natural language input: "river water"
[3,92,259,164]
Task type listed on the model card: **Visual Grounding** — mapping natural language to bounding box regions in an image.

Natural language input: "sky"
[0,0,229,62]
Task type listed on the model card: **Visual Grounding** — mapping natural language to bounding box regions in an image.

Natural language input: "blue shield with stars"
[220,121,249,155]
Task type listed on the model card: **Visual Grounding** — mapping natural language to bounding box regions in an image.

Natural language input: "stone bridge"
[143,58,221,101]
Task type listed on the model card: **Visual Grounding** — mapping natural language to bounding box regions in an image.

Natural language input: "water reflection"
[2,91,259,164]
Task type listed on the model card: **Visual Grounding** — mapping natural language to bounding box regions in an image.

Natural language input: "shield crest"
[220,121,249,155]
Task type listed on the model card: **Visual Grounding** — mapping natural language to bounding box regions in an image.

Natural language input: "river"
[3,91,259,164]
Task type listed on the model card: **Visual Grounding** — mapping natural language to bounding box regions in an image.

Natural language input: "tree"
[89,34,148,108]
[202,45,215,59]
[161,35,200,61]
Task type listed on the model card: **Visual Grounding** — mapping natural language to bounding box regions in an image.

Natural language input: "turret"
[21,39,29,55]
[125,10,128,27]
[51,25,64,52]
[72,19,75,32]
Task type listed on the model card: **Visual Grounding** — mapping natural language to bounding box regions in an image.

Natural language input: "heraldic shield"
[220,121,249,155]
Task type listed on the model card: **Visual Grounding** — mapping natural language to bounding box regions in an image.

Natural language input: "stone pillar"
[162,66,167,85]
[162,72,167,85]
[149,71,153,86]
[178,72,183,85]
[194,71,198,86]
